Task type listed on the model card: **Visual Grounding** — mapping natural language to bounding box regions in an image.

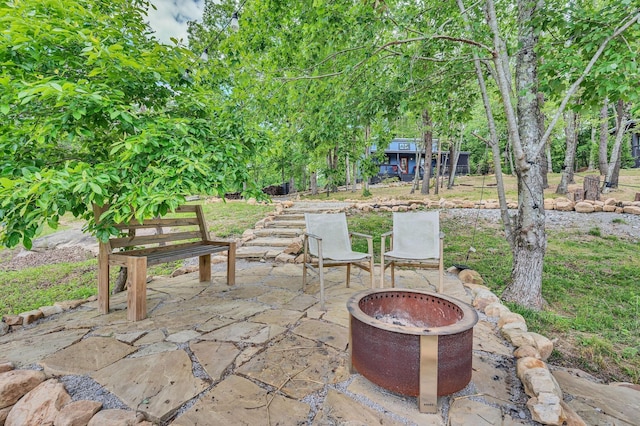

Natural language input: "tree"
[0,0,262,249]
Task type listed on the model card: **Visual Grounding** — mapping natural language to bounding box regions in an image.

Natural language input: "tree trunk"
[537,93,549,189]
[363,126,371,194]
[420,110,433,195]
[556,109,578,194]
[310,171,318,195]
[457,0,513,239]
[447,128,462,189]
[411,142,422,193]
[546,143,552,175]
[587,125,596,171]
[114,267,127,293]
[598,100,609,175]
[345,154,351,192]
[434,136,442,195]
[487,0,545,310]
[603,100,630,192]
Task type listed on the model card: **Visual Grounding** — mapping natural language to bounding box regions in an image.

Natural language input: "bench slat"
[110,231,202,249]
[109,242,230,267]
[114,217,200,230]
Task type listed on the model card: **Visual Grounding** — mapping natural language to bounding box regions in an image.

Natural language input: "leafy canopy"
[0,0,264,248]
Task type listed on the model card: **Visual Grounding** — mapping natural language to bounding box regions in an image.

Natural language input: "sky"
[146,0,205,45]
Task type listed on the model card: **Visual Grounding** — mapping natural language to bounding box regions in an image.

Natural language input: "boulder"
[514,345,541,359]
[5,379,71,426]
[472,289,499,311]
[0,363,13,374]
[623,205,640,215]
[0,370,46,409]
[87,409,140,426]
[458,269,483,285]
[602,204,617,212]
[18,310,44,325]
[2,316,22,327]
[555,200,575,212]
[498,312,526,328]
[574,202,595,213]
[483,302,510,318]
[54,400,102,426]
[527,393,564,425]
[603,197,618,206]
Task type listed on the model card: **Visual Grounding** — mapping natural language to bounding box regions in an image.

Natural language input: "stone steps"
[238,201,353,261]
[235,246,282,259]
[242,237,298,247]
[266,220,305,228]
[253,228,302,238]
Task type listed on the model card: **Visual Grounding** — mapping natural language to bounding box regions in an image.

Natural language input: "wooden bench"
[93,204,236,321]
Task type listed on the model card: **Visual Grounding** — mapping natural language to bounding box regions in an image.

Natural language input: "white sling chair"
[303,213,374,310]
[380,211,444,292]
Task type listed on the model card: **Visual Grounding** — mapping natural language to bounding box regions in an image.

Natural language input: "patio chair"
[303,212,374,310]
[380,211,444,292]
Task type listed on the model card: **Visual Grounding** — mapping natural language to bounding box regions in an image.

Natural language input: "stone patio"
[0,260,638,425]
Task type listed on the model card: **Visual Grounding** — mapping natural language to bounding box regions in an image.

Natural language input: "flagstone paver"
[40,337,136,376]
[0,329,88,367]
[237,333,350,400]
[292,319,349,351]
[314,388,407,425]
[91,350,207,423]
[172,375,310,426]
[346,375,443,425]
[189,341,239,381]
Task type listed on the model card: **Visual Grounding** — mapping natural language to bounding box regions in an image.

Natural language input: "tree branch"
[536,10,640,158]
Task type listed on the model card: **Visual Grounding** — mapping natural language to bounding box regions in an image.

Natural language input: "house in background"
[371,137,470,181]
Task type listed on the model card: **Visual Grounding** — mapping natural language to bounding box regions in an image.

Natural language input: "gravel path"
[443,208,640,242]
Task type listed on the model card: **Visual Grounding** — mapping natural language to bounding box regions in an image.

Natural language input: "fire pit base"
[347,289,478,413]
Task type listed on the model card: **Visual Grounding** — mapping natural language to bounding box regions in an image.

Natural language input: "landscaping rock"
[2,316,22,327]
[623,205,640,215]
[0,322,8,336]
[0,363,13,374]
[574,202,595,213]
[39,305,64,317]
[0,370,46,409]
[86,409,138,426]
[458,269,483,285]
[527,392,564,425]
[18,310,44,325]
[54,400,102,426]
[5,379,71,426]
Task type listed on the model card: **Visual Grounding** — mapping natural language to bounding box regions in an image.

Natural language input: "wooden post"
[127,256,147,322]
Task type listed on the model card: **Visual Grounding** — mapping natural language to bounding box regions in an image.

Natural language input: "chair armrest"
[439,232,445,239]
[381,231,393,238]
[304,232,323,242]
[350,231,372,240]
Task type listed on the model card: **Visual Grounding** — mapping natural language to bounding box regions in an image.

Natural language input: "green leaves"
[0,0,260,248]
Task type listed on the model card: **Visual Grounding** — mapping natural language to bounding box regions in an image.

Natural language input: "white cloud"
[146,0,205,45]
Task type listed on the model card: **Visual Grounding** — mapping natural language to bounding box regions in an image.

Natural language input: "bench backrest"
[94,204,211,252]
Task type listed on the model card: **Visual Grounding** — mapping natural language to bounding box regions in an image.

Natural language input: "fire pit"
[347,289,478,413]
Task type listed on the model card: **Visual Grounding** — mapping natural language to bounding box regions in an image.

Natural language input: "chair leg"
[346,264,351,288]
[390,262,395,288]
[380,254,385,289]
[368,257,374,289]
[319,255,325,311]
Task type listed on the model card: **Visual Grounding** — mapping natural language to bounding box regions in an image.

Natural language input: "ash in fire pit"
[373,313,431,328]
[347,289,478,413]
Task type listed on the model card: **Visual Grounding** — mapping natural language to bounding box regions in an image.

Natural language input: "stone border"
[456,268,582,425]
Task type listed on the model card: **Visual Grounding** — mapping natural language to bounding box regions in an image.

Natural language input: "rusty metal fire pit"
[347,288,478,413]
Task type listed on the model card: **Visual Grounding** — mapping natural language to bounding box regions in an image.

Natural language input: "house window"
[398,143,410,150]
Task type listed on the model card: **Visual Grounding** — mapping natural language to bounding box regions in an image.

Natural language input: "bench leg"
[199,254,211,282]
[97,243,110,315]
[227,242,236,286]
[127,257,147,322]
